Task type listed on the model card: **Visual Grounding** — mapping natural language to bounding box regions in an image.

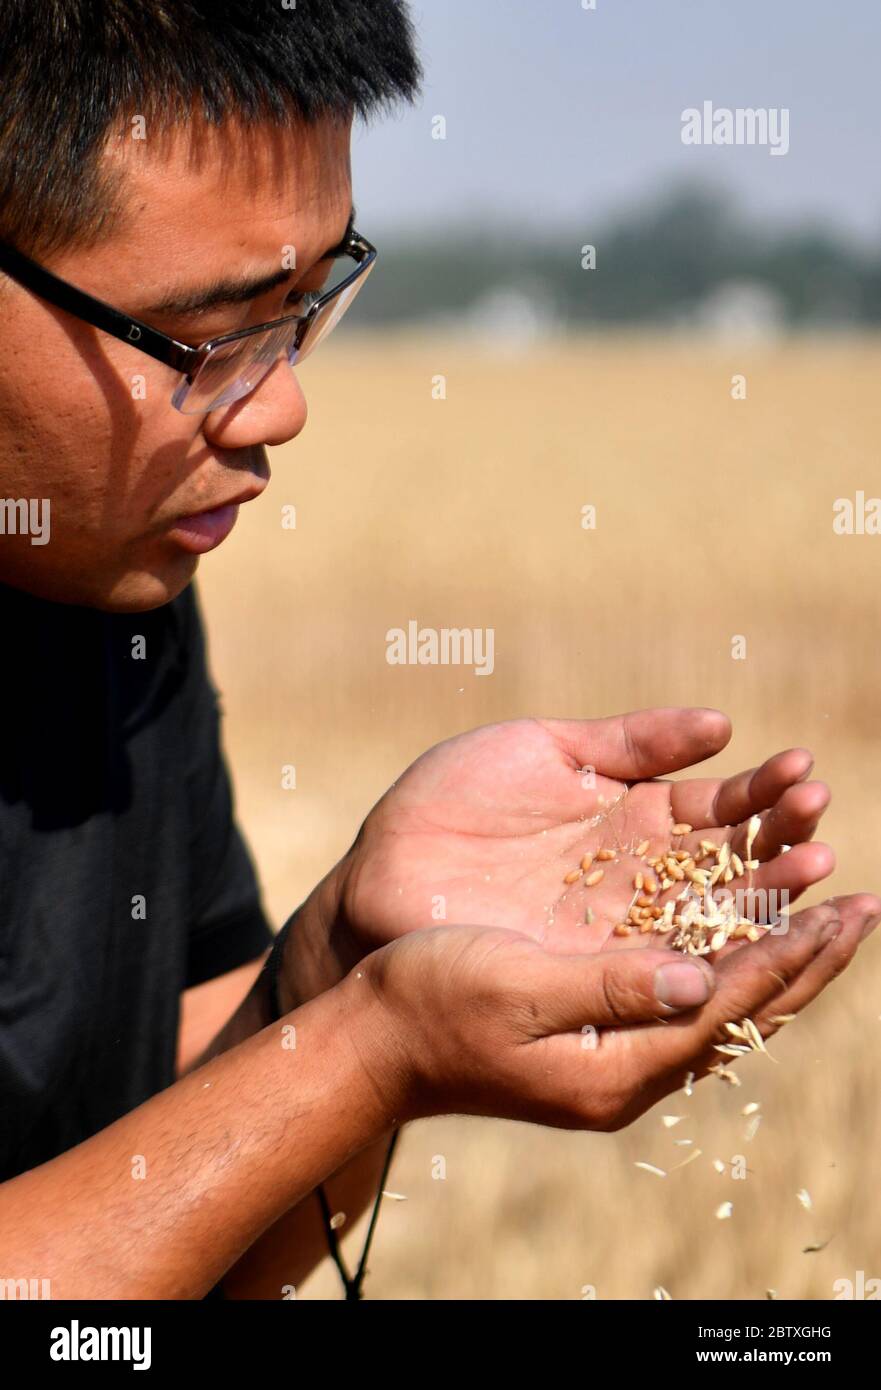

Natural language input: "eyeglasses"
[0,230,377,413]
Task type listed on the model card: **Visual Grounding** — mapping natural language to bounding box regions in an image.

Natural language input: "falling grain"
[671,1147,703,1170]
[634,1162,667,1178]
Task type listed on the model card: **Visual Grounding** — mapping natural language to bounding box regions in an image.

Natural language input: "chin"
[98,555,202,612]
[0,551,201,612]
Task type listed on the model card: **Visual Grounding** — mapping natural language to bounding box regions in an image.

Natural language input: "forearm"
[0,972,400,1299]
[189,881,396,1299]
[189,864,358,1074]
[221,1131,396,1298]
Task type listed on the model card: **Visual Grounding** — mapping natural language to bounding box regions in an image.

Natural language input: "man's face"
[0,113,353,610]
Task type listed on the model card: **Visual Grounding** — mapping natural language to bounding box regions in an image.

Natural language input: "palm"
[342,711,832,958]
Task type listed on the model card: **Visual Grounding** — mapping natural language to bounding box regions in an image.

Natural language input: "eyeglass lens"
[171,259,373,414]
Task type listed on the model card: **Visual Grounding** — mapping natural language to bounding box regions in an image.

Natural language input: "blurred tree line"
[355,184,881,330]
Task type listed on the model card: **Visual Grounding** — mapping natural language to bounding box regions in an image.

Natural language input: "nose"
[201,359,308,450]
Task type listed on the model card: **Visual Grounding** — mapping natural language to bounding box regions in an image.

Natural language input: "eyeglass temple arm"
[0,240,197,376]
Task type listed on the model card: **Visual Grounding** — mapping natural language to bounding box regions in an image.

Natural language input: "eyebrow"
[139,205,356,319]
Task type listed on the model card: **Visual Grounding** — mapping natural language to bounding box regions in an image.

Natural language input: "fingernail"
[861,912,881,941]
[655,962,711,1010]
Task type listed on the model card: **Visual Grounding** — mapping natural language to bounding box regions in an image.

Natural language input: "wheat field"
[198,333,881,1300]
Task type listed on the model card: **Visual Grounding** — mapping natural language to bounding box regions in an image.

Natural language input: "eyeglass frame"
[0,228,377,411]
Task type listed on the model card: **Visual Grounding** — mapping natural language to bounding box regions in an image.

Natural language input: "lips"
[167,503,241,554]
[165,455,271,555]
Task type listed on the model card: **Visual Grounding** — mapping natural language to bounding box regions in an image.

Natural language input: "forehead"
[65,112,353,287]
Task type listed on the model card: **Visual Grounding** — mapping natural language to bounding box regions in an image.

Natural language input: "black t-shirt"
[0,581,273,1182]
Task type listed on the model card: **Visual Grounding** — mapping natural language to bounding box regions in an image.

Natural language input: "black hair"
[0,0,421,259]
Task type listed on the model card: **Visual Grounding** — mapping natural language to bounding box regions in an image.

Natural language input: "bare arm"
[175,928,396,1299]
[175,955,268,1079]
[2,892,874,1299]
[0,969,399,1299]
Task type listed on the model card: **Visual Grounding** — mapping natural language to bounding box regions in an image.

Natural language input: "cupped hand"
[359,894,880,1131]
[338,708,833,962]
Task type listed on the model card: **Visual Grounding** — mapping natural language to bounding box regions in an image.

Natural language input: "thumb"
[546,707,732,781]
[530,947,716,1033]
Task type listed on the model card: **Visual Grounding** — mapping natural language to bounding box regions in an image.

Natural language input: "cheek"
[0,324,195,532]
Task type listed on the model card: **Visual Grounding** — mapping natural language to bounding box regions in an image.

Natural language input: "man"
[0,0,876,1299]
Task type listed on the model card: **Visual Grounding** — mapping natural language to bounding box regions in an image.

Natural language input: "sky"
[351,0,881,245]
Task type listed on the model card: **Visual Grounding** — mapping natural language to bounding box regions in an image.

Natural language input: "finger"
[730,782,830,860]
[581,896,880,1126]
[669,748,814,829]
[528,895,878,1134]
[725,840,835,917]
[707,845,836,964]
[525,946,716,1033]
[543,708,731,783]
[751,894,881,1036]
[622,899,850,1082]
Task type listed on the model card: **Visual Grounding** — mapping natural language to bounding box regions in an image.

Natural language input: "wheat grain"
[708,1063,742,1087]
[744,1114,762,1142]
[635,1162,667,1178]
[671,1147,703,1170]
[743,1018,768,1054]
